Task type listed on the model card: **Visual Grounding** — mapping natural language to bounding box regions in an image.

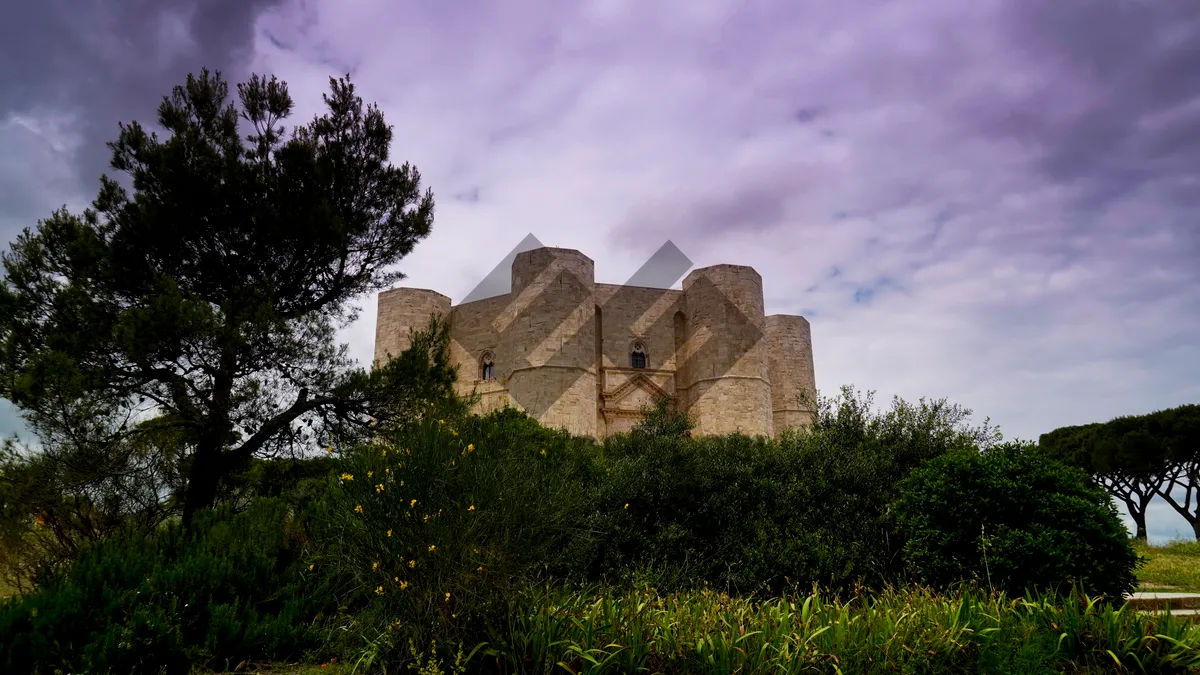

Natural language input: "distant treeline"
[1039,403,1200,541]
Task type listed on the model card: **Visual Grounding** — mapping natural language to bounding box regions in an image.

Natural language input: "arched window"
[630,342,647,369]
[480,351,496,381]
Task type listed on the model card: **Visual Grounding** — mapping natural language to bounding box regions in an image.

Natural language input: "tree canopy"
[1039,404,1200,541]
[0,69,453,526]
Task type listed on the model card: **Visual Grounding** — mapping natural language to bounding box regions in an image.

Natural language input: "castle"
[374,247,816,439]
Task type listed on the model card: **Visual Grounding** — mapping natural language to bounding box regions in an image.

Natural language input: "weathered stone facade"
[374,247,816,439]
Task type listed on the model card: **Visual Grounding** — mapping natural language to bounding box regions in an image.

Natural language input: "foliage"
[893,441,1141,600]
[1040,404,1200,542]
[1040,419,1162,543]
[484,584,1200,674]
[0,416,185,594]
[304,405,598,659]
[0,68,440,526]
[0,498,332,675]
[574,385,1001,594]
[628,394,694,440]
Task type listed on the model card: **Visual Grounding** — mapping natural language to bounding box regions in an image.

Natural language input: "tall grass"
[481,585,1200,674]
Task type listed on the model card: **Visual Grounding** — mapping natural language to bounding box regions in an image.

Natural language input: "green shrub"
[305,404,597,656]
[0,498,331,675]
[892,441,1141,599]
[573,386,998,593]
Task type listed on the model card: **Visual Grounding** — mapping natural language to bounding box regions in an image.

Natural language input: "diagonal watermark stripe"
[453,235,766,431]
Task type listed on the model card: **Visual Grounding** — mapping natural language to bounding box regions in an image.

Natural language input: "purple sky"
[2,0,1198,540]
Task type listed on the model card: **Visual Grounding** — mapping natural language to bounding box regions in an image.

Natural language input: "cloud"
[0,0,285,233]
[2,0,1198,535]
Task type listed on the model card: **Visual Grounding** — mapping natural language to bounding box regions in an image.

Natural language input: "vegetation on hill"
[1135,539,1200,593]
[0,68,1192,674]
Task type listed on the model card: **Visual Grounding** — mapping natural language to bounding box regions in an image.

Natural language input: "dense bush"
[304,403,599,654]
[4,388,1142,673]
[0,498,331,675]
[574,387,1000,593]
[0,419,186,594]
[892,441,1141,599]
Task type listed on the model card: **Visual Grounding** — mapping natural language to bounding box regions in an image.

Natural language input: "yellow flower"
[385,467,390,474]
[439,419,445,424]
[452,430,458,436]
[400,580,409,589]
[423,514,430,523]
[540,448,546,456]
[476,565,484,573]
[375,586,384,596]
[376,483,385,493]
[341,473,354,481]
[387,529,392,537]
[467,444,475,452]
[308,564,314,571]
[445,592,451,602]
[355,505,364,514]
[624,503,629,509]
[450,460,455,466]
[326,446,333,454]
[400,480,404,487]
[372,561,379,571]
[408,560,416,568]
[410,499,417,508]
[468,505,475,512]
[382,449,387,457]
[428,545,436,552]
[393,576,399,582]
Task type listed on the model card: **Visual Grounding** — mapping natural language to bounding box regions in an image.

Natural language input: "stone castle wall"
[374,246,815,439]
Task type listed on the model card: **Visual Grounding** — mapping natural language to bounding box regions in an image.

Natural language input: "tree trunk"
[1130,498,1150,543]
[1134,516,1148,543]
[181,446,223,528]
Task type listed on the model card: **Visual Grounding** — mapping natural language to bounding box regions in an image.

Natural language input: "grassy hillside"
[1137,539,1200,592]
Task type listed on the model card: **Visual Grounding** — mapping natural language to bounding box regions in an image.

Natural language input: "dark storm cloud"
[0,0,284,226]
[0,0,283,439]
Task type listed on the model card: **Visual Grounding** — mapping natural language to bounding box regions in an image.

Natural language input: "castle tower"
[374,287,452,367]
[764,315,818,432]
[503,247,598,437]
[680,264,773,438]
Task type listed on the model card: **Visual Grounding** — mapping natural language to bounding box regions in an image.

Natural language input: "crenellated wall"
[373,247,815,440]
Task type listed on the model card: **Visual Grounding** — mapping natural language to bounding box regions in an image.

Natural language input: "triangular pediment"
[603,373,671,409]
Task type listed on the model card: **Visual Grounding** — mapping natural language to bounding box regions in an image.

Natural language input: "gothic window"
[630,342,647,369]
[480,351,496,381]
